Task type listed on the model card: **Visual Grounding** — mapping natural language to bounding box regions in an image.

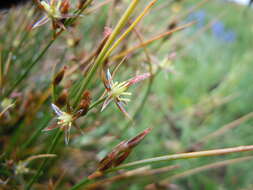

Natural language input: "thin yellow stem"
[111,22,195,61]
[105,0,158,58]
[112,145,253,171]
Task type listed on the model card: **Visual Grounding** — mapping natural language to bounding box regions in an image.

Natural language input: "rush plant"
[1,0,253,190]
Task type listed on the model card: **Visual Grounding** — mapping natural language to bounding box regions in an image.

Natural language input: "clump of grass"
[1,0,253,189]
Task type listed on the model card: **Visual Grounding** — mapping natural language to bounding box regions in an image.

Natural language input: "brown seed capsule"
[127,128,152,149]
[88,128,152,179]
[76,91,91,117]
[53,66,67,86]
[163,20,178,41]
[78,0,87,9]
[97,141,128,171]
[168,20,178,30]
[113,150,131,167]
[55,90,68,107]
[94,28,112,58]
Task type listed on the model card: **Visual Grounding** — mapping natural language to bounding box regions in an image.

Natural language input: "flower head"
[32,0,73,30]
[41,0,62,19]
[56,110,73,127]
[149,53,177,77]
[43,103,74,144]
[15,162,30,175]
[43,90,91,144]
[14,154,56,175]
[101,64,150,118]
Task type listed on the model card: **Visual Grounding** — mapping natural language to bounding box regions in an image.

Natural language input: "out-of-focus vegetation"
[1,0,253,189]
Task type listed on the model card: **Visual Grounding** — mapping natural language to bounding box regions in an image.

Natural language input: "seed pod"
[55,90,68,108]
[88,128,152,179]
[127,128,152,148]
[163,20,178,41]
[53,66,67,86]
[168,20,178,30]
[78,0,87,9]
[113,150,131,167]
[94,28,112,58]
[98,141,128,171]
[76,91,91,117]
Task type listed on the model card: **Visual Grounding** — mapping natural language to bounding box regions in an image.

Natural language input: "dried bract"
[89,128,152,179]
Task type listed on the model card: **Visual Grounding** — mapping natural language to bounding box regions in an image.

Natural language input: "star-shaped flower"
[43,87,91,144]
[101,65,150,118]
[14,154,56,175]
[43,102,89,144]
[44,103,74,144]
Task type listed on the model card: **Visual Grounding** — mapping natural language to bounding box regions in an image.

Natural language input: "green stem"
[21,116,51,150]
[71,178,94,190]
[51,83,57,103]
[73,0,140,108]
[25,129,63,190]
[88,97,106,111]
[4,39,54,98]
